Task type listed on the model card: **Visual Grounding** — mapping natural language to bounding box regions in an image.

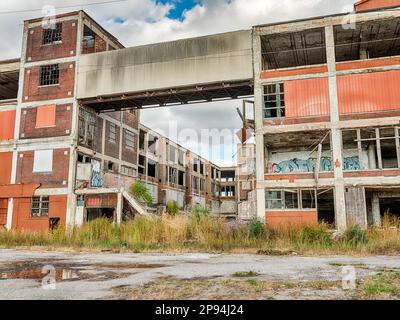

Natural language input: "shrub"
[300,224,332,247]
[248,218,265,238]
[130,181,153,205]
[342,225,368,246]
[190,206,211,221]
[166,200,180,216]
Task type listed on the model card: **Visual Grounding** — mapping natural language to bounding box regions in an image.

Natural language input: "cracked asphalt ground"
[1,249,400,300]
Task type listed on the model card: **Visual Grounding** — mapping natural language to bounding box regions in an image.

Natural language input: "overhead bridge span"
[77,30,254,112]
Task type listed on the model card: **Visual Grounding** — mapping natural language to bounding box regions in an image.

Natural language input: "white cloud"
[0,0,355,164]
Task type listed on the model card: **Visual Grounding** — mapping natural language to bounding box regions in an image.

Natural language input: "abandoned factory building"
[1,0,400,232]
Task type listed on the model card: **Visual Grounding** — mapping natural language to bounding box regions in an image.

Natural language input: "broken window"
[263,83,285,119]
[266,190,298,210]
[148,134,158,155]
[31,196,49,217]
[106,161,117,173]
[301,189,317,209]
[40,64,59,86]
[266,189,317,210]
[221,186,235,197]
[78,109,96,148]
[125,130,135,151]
[108,122,117,144]
[200,162,204,175]
[344,127,400,170]
[147,159,157,178]
[193,159,199,172]
[168,167,178,185]
[42,23,62,45]
[138,155,146,175]
[139,130,146,150]
[178,171,185,186]
[120,166,135,177]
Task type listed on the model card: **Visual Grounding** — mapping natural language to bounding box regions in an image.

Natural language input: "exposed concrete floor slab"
[0,249,399,300]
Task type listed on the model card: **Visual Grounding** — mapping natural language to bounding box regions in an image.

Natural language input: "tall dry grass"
[1,215,400,255]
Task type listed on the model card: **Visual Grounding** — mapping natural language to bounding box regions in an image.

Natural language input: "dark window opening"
[178,171,185,186]
[139,130,146,150]
[221,170,235,182]
[42,23,62,45]
[40,64,59,86]
[147,160,157,178]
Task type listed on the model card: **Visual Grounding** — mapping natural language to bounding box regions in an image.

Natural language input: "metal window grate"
[40,64,60,86]
[263,83,285,119]
[31,196,49,217]
[42,23,62,45]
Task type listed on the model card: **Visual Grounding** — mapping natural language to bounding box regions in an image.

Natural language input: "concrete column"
[325,26,347,232]
[368,143,377,169]
[253,31,266,220]
[372,193,381,227]
[116,191,123,225]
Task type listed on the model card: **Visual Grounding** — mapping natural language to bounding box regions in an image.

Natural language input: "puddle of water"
[0,268,79,281]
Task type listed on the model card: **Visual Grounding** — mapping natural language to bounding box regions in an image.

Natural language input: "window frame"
[125,130,135,151]
[263,83,285,119]
[42,23,63,45]
[31,196,50,217]
[39,64,60,86]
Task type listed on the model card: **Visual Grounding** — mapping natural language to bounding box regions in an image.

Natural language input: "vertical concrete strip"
[253,30,266,220]
[372,193,381,227]
[325,25,347,231]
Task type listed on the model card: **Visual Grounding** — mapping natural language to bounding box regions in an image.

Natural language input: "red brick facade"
[26,19,78,63]
[16,149,70,188]
[23,62,75,102]
[20,104,72,139]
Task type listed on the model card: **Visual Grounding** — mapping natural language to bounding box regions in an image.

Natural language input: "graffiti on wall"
[270,156,360,174]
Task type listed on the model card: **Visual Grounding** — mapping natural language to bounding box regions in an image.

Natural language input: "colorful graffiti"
[270,156,360,174]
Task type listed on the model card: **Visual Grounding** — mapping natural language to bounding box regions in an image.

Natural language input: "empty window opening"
[168,167,178,185]
[31,196,49,217]
[200,162,204,175]
[40,64,59,86]
[221,186,235,197]
[221,170,235,182]
[138,155,146,175]
[147,159,157,178]
[148,134,158,155]
[317,189,335,225]
[261,28,326,70]
[178,171,185,186]
[49,217,60,230]
[139,130,146,150]
[193,159,199,172]
[264,83,285,119]
[42,23,62,45]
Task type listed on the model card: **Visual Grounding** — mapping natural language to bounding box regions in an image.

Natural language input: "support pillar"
[116,190,123,225]
[253,31,266,221]
[372,193,381,227]
[325,25,347,232]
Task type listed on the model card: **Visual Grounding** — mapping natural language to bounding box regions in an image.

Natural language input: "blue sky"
[156,0,198,20]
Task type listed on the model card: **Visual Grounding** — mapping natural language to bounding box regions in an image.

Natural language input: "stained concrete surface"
[0,249,399,300]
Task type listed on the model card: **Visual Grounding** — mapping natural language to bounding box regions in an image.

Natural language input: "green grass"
[363,272,400,296]
[232,271,259,277]
[1,216,400,255]
[244,279,258,286]
[329,262,367,268]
